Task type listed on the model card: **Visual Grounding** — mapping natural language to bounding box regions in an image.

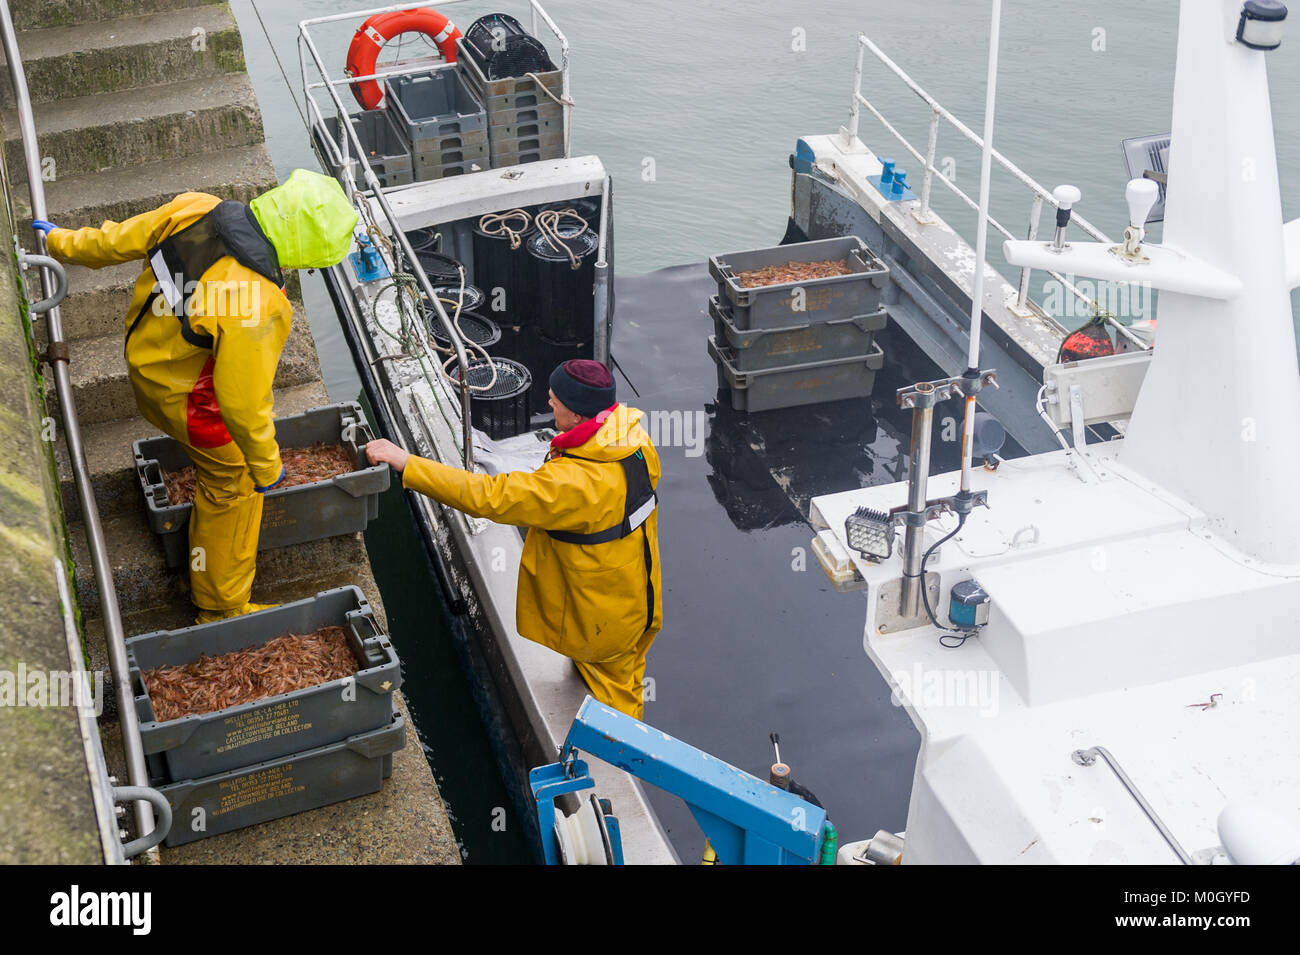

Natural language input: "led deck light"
[845,507,895,561]
[1238,1,1287,51]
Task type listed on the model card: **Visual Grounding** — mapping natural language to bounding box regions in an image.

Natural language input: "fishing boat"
[309,0,1300,864]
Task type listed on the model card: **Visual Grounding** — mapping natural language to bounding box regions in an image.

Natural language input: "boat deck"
[611,262,980,859]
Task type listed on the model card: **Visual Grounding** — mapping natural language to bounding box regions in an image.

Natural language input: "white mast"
[1120,0,1300,563]
[1005,0,1300,564]
[959,0,1002,496]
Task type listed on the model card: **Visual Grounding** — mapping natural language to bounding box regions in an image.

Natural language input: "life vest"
[546,449,658,632]
[126,200,284,349]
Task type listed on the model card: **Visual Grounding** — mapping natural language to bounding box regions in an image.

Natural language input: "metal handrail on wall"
[848,33,1149,351]
[0,0,164,861]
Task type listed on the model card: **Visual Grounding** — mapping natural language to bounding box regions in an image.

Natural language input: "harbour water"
[229,0,1300,862]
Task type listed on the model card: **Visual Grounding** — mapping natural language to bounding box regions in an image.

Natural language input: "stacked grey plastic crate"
[707,236,891,412]
[454,38,565,167]
[386,68,489,179]
[315,67,489,186]
[128,403,403,847]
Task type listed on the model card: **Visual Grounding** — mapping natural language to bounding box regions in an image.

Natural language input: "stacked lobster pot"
[455,14,565,168]
[384,68,489,180]
[707,236,892,412]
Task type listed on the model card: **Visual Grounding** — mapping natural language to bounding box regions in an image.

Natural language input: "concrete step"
[6,73,265,184]
[71,508,371,622]
[32,142,275,230]
[46,305,322,425]
[54,379,331,522]
[6,4,244,106]
[13,0,225,32]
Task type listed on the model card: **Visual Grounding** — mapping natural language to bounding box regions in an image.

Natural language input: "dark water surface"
[613,263,974,861]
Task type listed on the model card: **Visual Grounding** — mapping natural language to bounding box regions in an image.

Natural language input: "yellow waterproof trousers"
[572,625,659,721]
[181,437,263,613]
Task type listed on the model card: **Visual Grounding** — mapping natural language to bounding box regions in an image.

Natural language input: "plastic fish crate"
[134,402,389,570]
[489,130,564,157]
[127,586,400,782]
[315,110,413,188]
[455,37,563,103]
[411,131,488,179]
[709,335,885,412]
[158,712,405,847]
[413,154,488,181]
[710,295,888,372]
[488,136,564,167]
[385,69,486,143]
[411,126,488,156]
[488,115,562,142]
[486,99,563,129]
[709,235,889,330]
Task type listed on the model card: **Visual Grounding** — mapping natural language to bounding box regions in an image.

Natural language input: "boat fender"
[346,8,462,110]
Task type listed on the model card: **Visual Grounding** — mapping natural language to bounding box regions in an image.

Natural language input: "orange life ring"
[345,8,462,110]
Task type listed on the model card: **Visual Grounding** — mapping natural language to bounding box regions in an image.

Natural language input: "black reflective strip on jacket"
[546,449,658,631]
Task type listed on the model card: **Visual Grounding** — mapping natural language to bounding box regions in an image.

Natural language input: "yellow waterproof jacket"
[46,193,292,485]
[402,404,663,661]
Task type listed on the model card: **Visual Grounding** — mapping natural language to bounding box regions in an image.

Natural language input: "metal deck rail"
[1072,745,1193,864]
[849,32,1148,351]
[1,0,167,862]
[298,1,574,468]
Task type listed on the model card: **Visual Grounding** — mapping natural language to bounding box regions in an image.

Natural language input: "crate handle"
[140,460,170,507]
[345,615,384,660]
[341,415,376,450]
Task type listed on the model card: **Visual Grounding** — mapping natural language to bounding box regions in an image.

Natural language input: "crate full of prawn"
[126,586,402,784]
[133,402,390,569]
[708,235,890,330]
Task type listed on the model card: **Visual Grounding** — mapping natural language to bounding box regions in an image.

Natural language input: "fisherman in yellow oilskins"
[36,169,358,624]
[365,360,663,719]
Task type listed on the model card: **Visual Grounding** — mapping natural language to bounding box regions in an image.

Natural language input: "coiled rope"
[534,208,588,269]
[478,209,533,249]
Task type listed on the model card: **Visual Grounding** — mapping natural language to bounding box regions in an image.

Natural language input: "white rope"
[525,71,575,107]
[534,208,588,269]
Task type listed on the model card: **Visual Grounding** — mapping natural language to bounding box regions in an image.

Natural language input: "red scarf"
[549,403,619,457]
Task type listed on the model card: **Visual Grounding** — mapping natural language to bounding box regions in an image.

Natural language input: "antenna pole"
[960,0,1003,496]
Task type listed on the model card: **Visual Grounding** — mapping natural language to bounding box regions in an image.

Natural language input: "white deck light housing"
[1237,0,1287,50]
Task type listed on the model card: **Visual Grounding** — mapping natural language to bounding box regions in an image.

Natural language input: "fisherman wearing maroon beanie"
[367,360,663,719]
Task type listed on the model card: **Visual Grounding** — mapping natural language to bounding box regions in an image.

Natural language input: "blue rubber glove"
[253,466,285,494]
[31,219,58,236]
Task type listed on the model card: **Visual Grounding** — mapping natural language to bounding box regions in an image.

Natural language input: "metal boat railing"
[0,0,167,861]
[298,1,574,468]
[848,33,1149,351]
[1072,746,1192,864]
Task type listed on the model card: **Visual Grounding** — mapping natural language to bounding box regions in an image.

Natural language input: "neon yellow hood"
[249,168,358,269]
